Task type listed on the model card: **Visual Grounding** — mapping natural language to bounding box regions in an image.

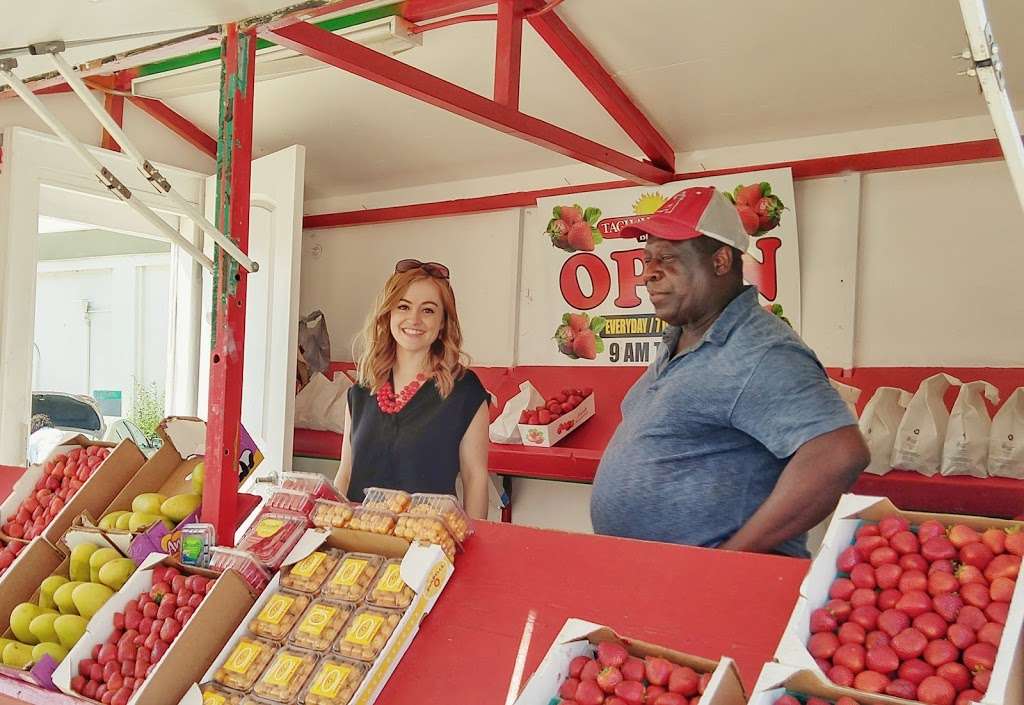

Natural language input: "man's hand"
[719,425,869,554]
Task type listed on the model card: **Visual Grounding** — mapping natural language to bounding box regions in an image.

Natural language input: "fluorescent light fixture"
[132,15,421,99]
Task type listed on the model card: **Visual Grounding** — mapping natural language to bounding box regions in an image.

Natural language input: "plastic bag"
[858,387,912,476]
[489,381,543,444]
[829,379,861,417]
[298,310,332,377]
[891,373,962,476]
[294,372,352,433]
[941,381,999,477]
[989,387,1024,479]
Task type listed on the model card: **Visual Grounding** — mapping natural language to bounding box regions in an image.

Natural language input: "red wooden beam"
[202,25,257,546]
[302,137,1011,229]
[527,9,675,171]
[266,21,671,184]
[401,0,498,22]
[494,0,524,108]
[127,96,217,159]
[98,73,131,152]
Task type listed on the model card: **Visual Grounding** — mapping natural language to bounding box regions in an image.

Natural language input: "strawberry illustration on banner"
[546,204,603,252]
[519,167,801,366]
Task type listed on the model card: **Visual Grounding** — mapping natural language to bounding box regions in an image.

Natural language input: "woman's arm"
[335,402,354,497]
[458,402,490,520]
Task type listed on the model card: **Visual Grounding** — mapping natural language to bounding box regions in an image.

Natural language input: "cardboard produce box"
[751,663,932,705]
[775,494,1024,705]
[0,437,145,546]
[52,552,254,705]
[0,528,126,689]
[89,418,205,547]
[513,618,747,705]
[517,392,596,447]
[179,527,454,705]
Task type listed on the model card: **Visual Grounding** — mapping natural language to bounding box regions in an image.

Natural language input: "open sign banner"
[517,168,801,365]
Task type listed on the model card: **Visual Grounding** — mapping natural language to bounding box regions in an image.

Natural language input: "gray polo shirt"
[590,286,855,557]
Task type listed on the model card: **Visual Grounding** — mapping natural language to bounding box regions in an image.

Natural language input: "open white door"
[0,127,207,465]
[198,146,306,493]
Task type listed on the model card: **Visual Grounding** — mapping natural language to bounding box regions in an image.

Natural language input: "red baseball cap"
[620,186,749,251]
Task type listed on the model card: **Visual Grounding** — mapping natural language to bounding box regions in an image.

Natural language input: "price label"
[257,594,295,626]
[331,559,368,586]
[291,551,326,578]
[299,604,338,637]
[344,614,384,646]
[310,663,355,698]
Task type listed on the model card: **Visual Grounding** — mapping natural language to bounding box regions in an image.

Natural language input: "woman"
[336,259,490,519]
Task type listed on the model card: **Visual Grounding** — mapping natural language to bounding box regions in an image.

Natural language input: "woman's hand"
[459,402,490,520]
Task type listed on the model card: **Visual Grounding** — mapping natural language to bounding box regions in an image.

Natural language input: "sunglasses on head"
[394,259,450,279]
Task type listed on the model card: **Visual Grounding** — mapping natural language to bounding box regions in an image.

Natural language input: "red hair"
[355,269,470,398]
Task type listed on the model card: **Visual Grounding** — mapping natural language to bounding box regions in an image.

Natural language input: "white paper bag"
[891,373,962,476]
[989,387,1024,479]
[858,387,913,476]
[829,379,862,417]
[489,381,543,444]
[294,371,352,433]
[941,381,1000,477]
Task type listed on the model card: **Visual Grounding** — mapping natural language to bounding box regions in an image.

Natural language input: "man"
[590,186,869,557]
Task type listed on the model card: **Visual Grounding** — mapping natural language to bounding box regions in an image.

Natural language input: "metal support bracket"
[45,49,260,273]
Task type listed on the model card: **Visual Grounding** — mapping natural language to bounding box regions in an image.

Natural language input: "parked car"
[28,391,158,464]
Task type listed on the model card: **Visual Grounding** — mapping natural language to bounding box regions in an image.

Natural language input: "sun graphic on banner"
[633,193,666,215]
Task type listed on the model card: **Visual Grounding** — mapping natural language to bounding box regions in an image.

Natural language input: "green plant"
[129,381,164,444]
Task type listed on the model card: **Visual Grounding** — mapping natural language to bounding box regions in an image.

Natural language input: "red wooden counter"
[0,521,809,705]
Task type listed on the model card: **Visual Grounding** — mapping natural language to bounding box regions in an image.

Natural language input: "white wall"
[298,115,1024,534]
[34,255,170,416]
[302,210,523,365]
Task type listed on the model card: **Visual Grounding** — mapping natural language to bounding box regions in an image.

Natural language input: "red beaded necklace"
[377,373,428,414]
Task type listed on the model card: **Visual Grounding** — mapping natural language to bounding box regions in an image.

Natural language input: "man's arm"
[719,425,869,553]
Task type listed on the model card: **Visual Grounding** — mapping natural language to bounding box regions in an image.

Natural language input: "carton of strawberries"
[517,387,596,447]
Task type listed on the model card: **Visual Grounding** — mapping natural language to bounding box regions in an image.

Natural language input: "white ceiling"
[4,1,1024,200]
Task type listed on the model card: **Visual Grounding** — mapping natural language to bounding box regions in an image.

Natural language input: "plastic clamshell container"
[181,523,217,567]
[360,487,411,514]
[281,472,342,501]
[289,598,357,651]
[239,697,278,705]
[310,499,355,530]
[238,512,309,568]
[300,655,367,705]
[409,492,473,541]
[252,646,319,703]
[249,588,312,641]
[209,547,272,594]
[321,553,384,602]
[346,507,397,536]
[393,513,456,561]
[334,607,403,662]
[213,635,278,691]
[280,548,342,593]
[199,682,246,705]
[265,488,316,517]
[364,559,415,610]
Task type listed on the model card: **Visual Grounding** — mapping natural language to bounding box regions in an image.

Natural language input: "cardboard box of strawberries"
[514,619,746,705]
[775,495,1023,705]
[517,388,596,447]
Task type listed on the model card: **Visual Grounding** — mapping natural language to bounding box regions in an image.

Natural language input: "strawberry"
[537,410,552,425]
[572,330,598,360]
[736,205,759,236]
[560,205,584,225]
[567,313,589,333]
[554,324,576,357]
[753,194,784,232]
[733,183,765,207]
[548,218,570,250]
[567,222,595,252]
